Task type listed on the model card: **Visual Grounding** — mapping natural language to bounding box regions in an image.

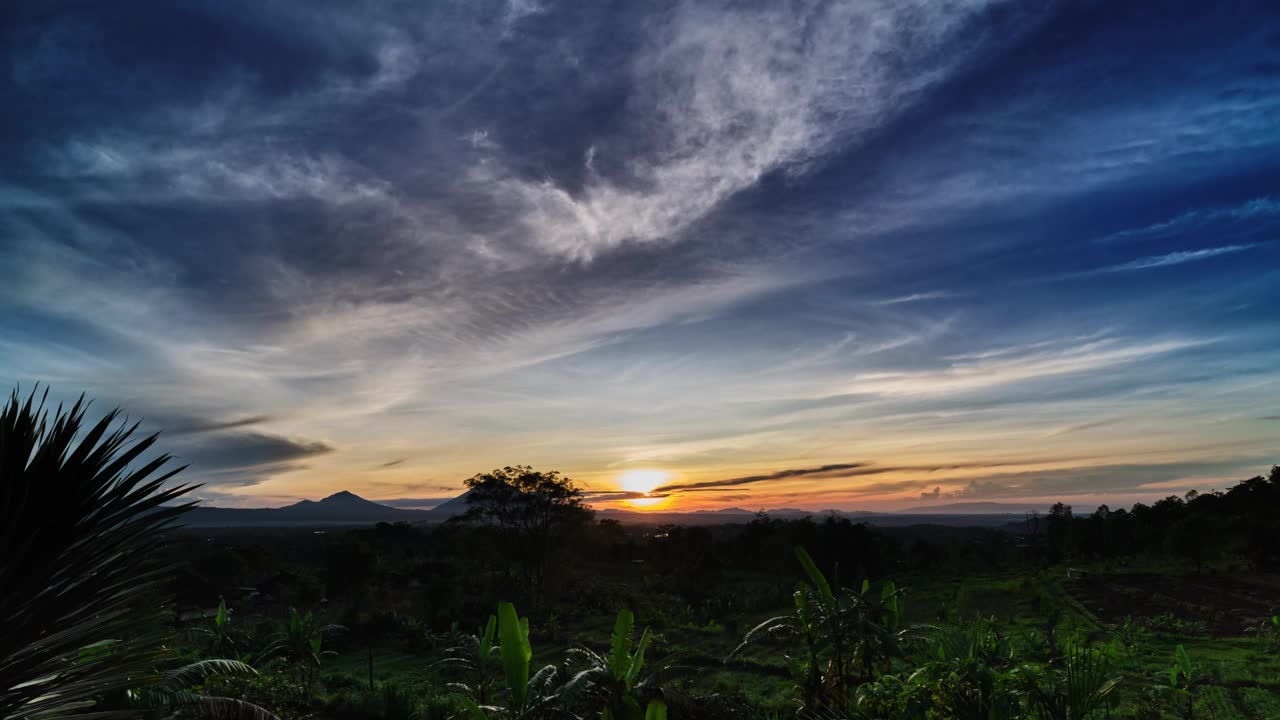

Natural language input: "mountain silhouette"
[287,490,394,513]
[178,490,467,527]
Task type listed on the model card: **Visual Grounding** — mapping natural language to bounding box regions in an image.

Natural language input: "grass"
[1240,687,1280,719]
[327,646,432,687]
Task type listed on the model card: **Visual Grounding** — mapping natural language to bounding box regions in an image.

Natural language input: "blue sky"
[2,0,1278,510]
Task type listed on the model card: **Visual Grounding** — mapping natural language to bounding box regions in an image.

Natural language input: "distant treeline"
[165,466,1279,634]
[1032,465,1280,571]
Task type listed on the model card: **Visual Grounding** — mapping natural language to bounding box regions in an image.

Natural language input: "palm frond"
[162,660,258,690]
[1,386,198,719]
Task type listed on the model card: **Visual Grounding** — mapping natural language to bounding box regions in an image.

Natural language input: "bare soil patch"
[1067,572,1280,636]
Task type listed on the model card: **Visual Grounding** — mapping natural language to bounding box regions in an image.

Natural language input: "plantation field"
[318,567,1280,718]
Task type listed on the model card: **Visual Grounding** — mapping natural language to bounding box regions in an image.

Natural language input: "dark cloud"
[656,463,869,493]
[582,491,667,503]
[376,458,409,469]
[167,415,272,436]
[171,432,333,485]
[658,460,1059,494]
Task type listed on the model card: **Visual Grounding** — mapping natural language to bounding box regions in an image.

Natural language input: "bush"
[323,681,460,720]
[413,693,464,720]
[202,669,309,720]
[1141,613,1208,636]
[322,671,363,693]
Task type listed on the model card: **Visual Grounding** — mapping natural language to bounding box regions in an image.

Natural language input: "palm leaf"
[1,387,198,719]
[162,659,258,689]
[729,616,795,658]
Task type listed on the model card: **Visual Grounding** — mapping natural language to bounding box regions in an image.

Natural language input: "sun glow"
[617,469,670,509]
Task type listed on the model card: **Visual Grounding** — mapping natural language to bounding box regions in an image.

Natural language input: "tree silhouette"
[459,466,593,606]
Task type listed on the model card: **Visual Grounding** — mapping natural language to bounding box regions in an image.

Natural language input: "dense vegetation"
[3,388,1279,719]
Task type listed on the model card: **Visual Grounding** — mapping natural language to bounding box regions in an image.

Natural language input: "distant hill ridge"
[175,490,1039,528]
[906,501,1046,514]
[179,490,451,527]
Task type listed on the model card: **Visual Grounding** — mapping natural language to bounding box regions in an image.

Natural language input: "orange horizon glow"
[625,495,673,509]
[196,452,1273,516]
[616,469,671,509]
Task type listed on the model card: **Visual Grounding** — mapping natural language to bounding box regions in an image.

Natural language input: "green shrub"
[322,671,363,693]
[203,669,309,720]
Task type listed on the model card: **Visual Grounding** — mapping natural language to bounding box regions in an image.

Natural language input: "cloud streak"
[1080,244,1258,276]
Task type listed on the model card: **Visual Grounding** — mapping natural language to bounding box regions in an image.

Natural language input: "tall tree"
[460,466,593,606]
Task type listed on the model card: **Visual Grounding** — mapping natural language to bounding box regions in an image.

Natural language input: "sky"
[2,1,1278,512]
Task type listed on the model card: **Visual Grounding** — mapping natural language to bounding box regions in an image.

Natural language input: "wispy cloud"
[1084,244,1258,275]
[875,291,954,305]
[1044,418,1121,437]
[490,0,1014,260]
[840,338,1212,398]
[1095,197,1280,245]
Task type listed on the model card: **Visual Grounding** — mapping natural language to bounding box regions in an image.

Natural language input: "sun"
[617,469,671,509]
[618,469,668,494]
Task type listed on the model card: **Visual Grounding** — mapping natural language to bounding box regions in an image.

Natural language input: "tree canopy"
[459,466,593,607]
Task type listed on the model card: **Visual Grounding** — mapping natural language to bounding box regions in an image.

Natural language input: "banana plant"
[260,607,344,703]
[731,584,826,708]
[189,598,238,659]
[1166,644,1196,719]
[561,608,666,720]
[736,547,892,708]
[846,578,913,682]
[458,602,561,719]
[880,580,901,634]
[437,614,500,704]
